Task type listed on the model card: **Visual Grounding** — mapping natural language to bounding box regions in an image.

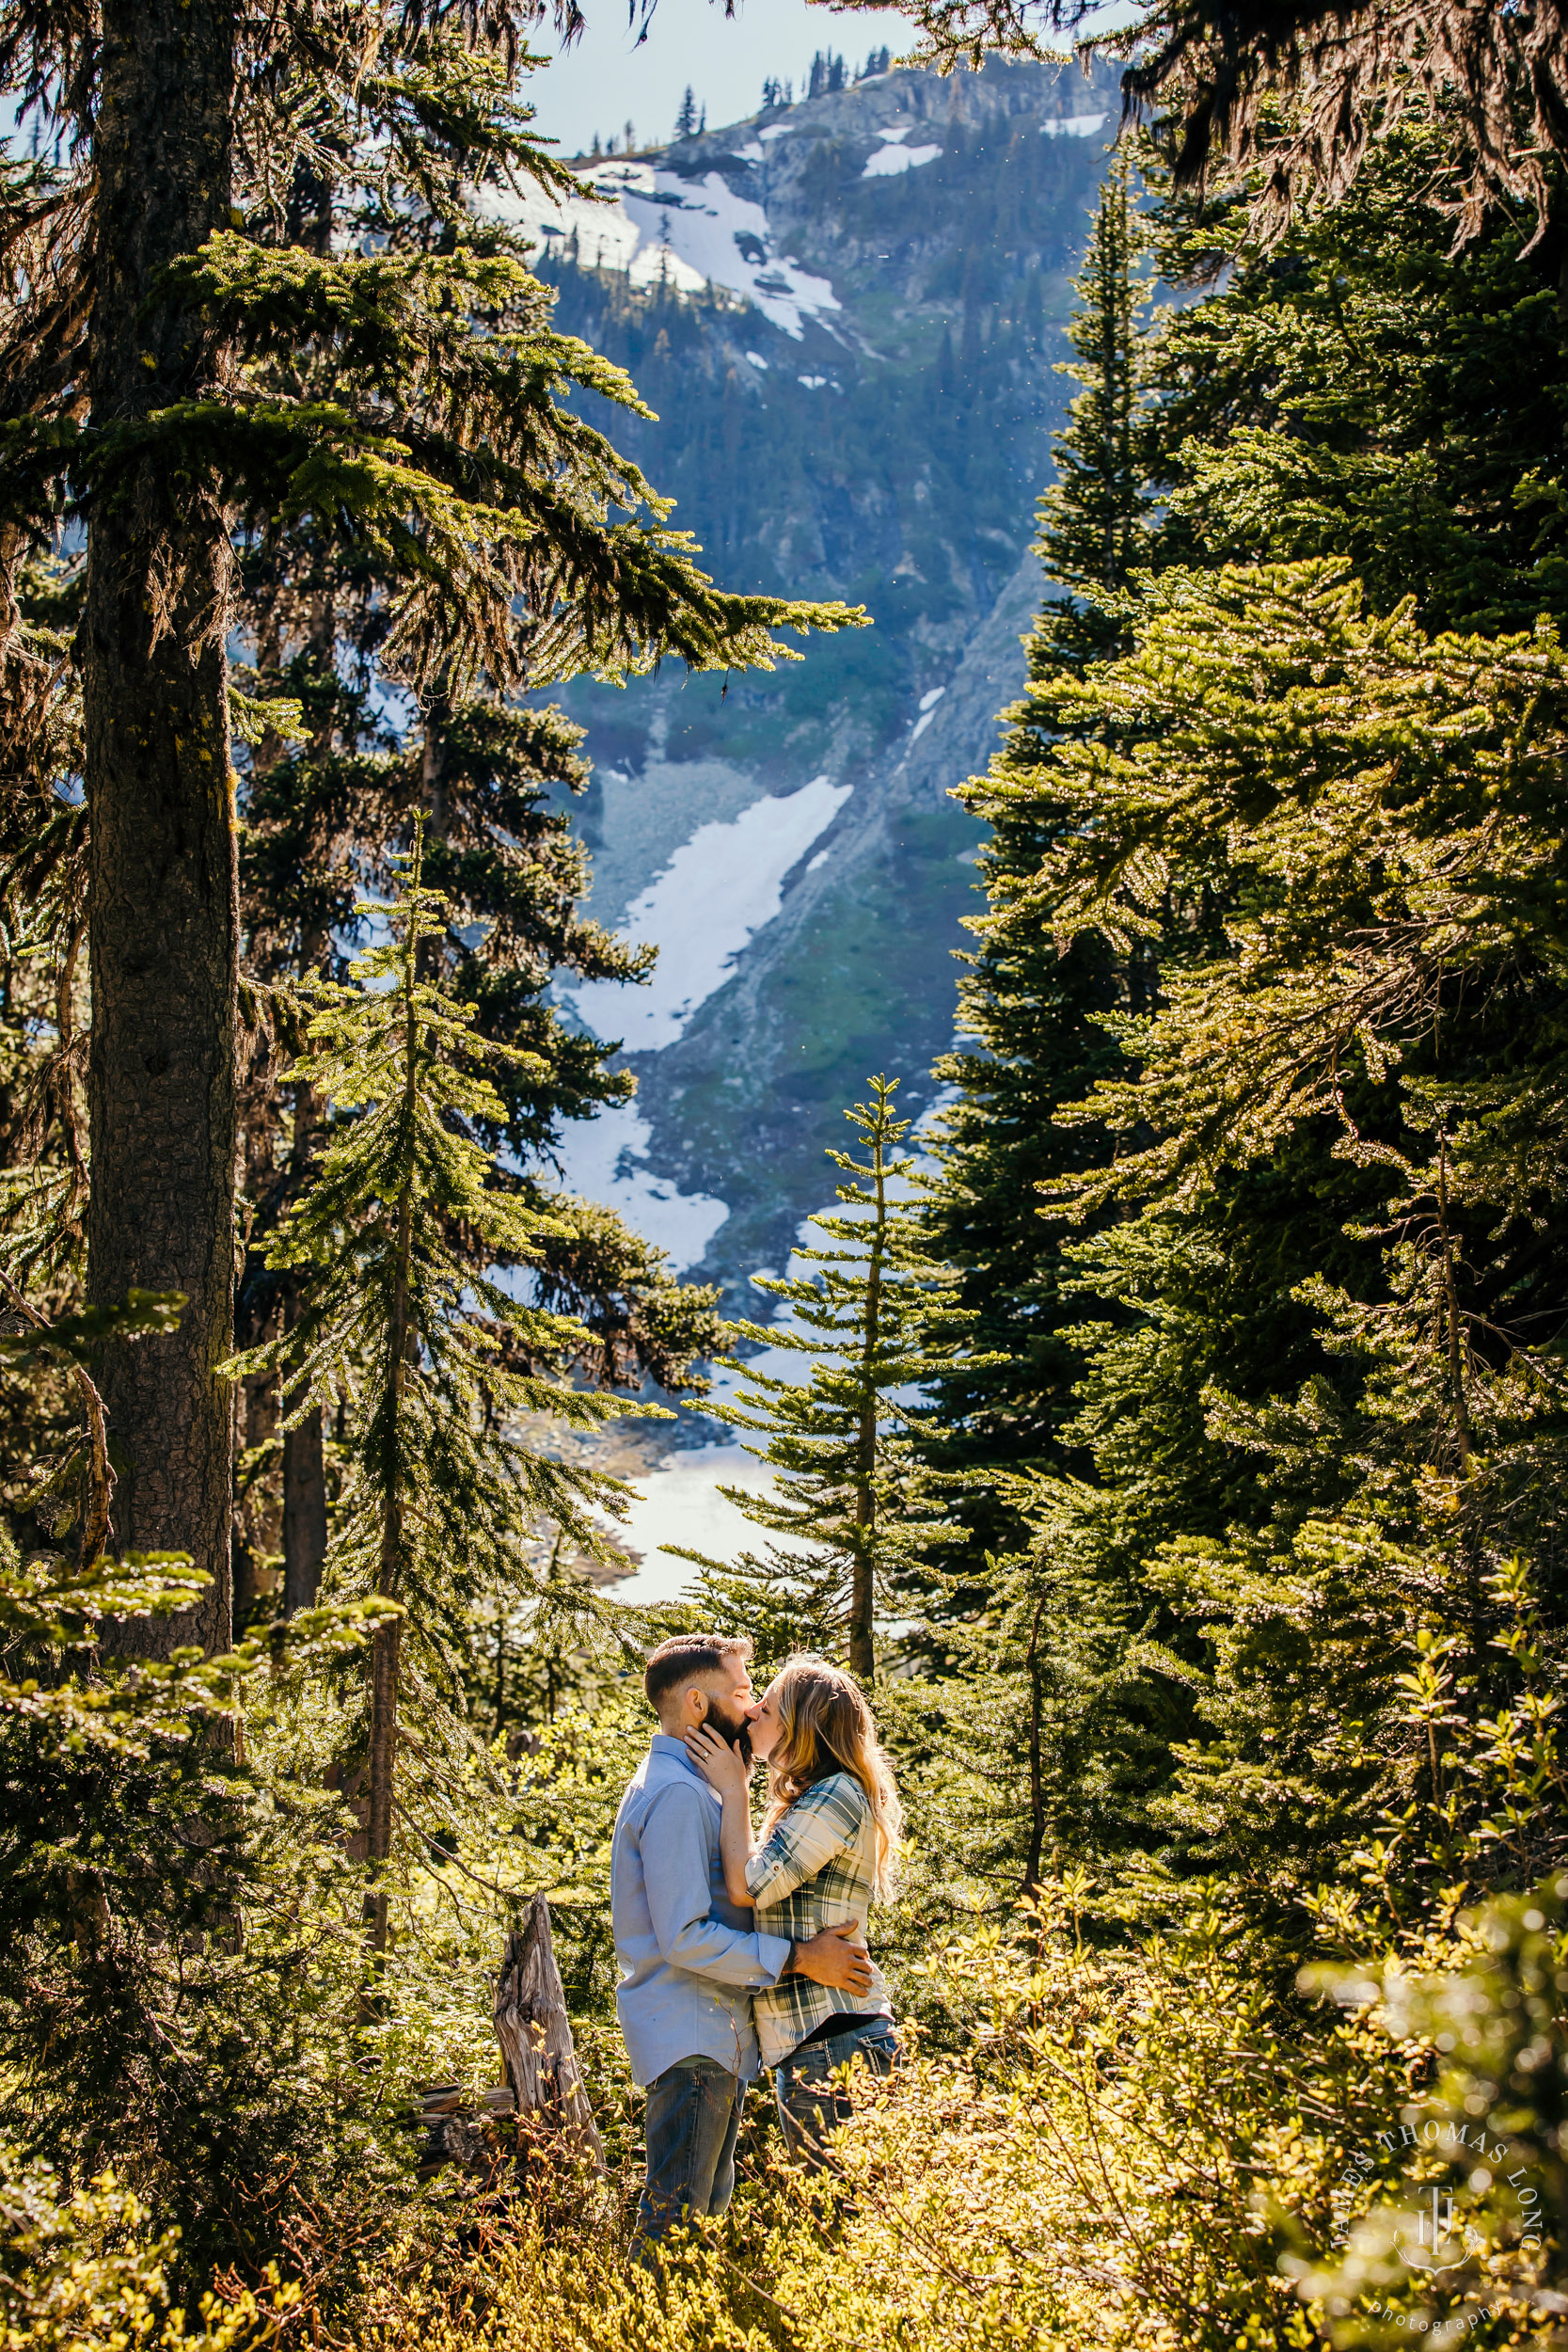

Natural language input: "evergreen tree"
[675,87,699,140]
[227,824,660,1948]
[233,659,724,1624]
[910,123,1568,1924]
[921,153,1154,1572]
[895,1471,1177,1901]
[0,1530,405,2291]
[674,1078,981,1684]
[1006,555,1568,1923]
[1143,121,1568,636]
[0,5,863,1659]
[1034,151,1153,674]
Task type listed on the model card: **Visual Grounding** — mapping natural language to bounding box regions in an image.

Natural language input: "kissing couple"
[610,1633,902,2259]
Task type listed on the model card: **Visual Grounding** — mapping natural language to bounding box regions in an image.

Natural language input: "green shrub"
[0,2144,293,2352]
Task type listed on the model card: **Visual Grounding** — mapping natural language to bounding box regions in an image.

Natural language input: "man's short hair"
[642,1632,753,1714]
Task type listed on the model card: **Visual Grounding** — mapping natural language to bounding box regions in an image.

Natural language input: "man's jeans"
[773,2015,900,2169]
[633,2055,745,2255]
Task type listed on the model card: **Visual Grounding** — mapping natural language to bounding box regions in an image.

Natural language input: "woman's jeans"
[633,2055,745,2258]
[773,2015,900,2169]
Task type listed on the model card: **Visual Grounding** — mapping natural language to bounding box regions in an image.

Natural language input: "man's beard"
[705,1697,753,1766]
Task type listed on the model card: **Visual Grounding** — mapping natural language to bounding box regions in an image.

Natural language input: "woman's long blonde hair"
[761,1655,903,1900]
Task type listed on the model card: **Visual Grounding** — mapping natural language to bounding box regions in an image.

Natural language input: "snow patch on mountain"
[863,138,942,177]
[552,1102,729,1271]
[569,776,852,1052]
[486,162,841,338]
[910,684,946,741]
[1042,110,1108,135]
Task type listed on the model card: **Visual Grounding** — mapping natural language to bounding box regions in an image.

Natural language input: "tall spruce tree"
[961,128,1568,1925]
[79,0,242,1661]
[1032,150,1152,674]
[0,10,862,1655]
[1005,557,1568,1926]
[921,152,1153,1572]
[915,129,1568,1918]
[227,825,656,1948]
[233,655,721,1624]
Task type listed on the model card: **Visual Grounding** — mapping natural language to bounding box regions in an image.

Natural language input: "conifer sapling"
[675,1077,988,1686]
[226,822,660,1947]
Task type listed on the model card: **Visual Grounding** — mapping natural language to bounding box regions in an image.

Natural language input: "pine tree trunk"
[1023,1589,1048,1893]
[849,1472,876,1686]
[282,1406,327,1613]
[364,1613,402,1950]
[365,941,420,1951]
[235,1360,281,1618]
[849,1139,885,1689]
[84,0,238,1659]
[421,690,452,840]
[282,1000,329,1615]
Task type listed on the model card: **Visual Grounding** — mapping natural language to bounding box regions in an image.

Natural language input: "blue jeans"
[773,2015,900,2169]
[633,2055,746,2255]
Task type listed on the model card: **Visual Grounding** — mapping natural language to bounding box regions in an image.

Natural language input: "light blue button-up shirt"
[610,1734,793,2088]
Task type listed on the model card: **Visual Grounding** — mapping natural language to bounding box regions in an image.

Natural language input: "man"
[610,1631,873,2253]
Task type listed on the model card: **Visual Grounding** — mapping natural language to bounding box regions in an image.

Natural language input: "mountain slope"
[499,56,1116,1307]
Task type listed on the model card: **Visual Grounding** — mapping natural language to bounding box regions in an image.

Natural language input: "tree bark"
[84,0,238,1658]
[1023,1589,1048,1895]
[364,1613,402,1950]
[365,931,420,1952]
[493,1897,605,2172]
[281,1061,327,1619]
[849,1139,885,1689]
[421,689,452,841]
[281,1403,327,1613]
[234,1359,281,1619]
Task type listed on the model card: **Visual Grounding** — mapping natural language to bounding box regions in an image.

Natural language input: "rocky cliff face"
[498,55,1116,1307]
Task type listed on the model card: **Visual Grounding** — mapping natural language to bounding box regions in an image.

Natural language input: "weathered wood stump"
[413,2082,517,2177]
[493,1892,605,2175]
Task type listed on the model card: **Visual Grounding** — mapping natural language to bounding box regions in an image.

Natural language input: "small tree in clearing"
[227,824,657,1948]
[674,1076,986,1686]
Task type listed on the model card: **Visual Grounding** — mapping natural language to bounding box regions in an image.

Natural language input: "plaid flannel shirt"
[745,1769,893,2070]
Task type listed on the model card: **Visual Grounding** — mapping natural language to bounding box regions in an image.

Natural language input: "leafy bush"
[0,2145,293,2352]
[340,1890,1556,2351]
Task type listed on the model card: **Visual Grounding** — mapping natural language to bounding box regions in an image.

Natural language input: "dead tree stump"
[493,1892,605,2175]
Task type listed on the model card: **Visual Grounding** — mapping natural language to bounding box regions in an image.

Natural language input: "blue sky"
[522,0,960,159]
[4,3,1132,172]
[520,0,1138,164]
[0,10,911,169]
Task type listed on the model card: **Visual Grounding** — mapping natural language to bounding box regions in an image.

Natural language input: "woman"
[686,1653,902,2166]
